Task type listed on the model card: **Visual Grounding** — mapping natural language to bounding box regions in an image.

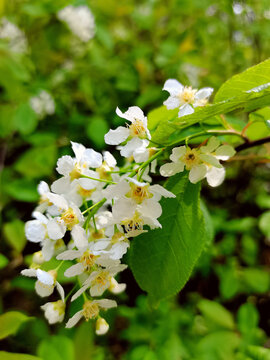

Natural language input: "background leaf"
[0,311,32,340]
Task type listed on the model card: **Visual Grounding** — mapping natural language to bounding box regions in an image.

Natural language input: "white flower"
[95,317,109,335]
[108,277,126,294]
[160,137,235,186]
[30,91,55,119]
[0,18,27,53]
[66,299,117,328]
[41,300,65,324]
[104,107,151,158]
[21,268,64,300]
[163,79,213,117]
[58,5,95,42]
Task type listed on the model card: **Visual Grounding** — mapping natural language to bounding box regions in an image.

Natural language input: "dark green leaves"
[0,311,33,340]
[130,172,208,305]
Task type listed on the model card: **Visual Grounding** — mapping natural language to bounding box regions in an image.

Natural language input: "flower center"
[129,119,146,138]
[179,86,197,104]
[122,212,144,233]
[69,164,82,180]
[127,183,152,203]
[111,232,125,244]
[95,271,110,288]
[83,301,99,321]
[77,185,95,198]
[61,208,79,230]
[53,300,65,315]
[96,163,112,180]
[80,250,97,271]
[181,148,201,170]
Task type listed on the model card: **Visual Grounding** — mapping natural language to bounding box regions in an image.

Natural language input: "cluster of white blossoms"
[0,18,28,53]
[57,5,95,42]
[22,79,236,334]
[30,90,55,119]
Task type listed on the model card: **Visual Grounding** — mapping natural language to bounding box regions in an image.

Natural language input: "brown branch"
[236,136,270,152]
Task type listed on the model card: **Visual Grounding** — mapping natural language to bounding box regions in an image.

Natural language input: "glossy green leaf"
[38,335,75,360]
[259,211,270,238]
[237,303,259,335]
[130,172,207,305]
[0,312,32,340]
[245,346,270,360]
[0,253,9,269]
[215,59,270,102]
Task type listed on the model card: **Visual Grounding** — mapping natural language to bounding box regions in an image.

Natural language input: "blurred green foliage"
[0,0,270,359]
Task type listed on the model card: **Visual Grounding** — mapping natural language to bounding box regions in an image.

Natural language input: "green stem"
[82,198,106,215]
[64,284,78,302]
[80,174,116,184]
[129,148,165,178]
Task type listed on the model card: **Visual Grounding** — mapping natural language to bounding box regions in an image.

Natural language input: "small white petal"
[116,106,145,122]
[103,151,117,167]
[36,269,54,285]
[46,193,68,210]
[66,310,83,328]
[47,219,66,240]
[96,318,109,335]
[170,146,186,162]
[21,269,37,277]
[71,225,88,249]
[178,104,194,118]
[71,141,85,162]
[56,156,75,177]
[206,166,226,187]
[199,154,222,168]
[104,127,129,145]
[56,282,65,302]
[82,148,102,168]
[38,181,50,195]
[150,184,175,198]
[194,87,213,100]
[189,164,207,183]
[71,284,89,302]
[51,177,71,194]
[56,250,81,260]
[216,145,236,160]
[94,299,117,309]
[35,281,54,297]
[120,138,148,158]
[160,162,184,177]
[139,199,162,219]
[64,263,84,277]
[25,220,46,243]
[163,79,184,96]
[163,96,181,110]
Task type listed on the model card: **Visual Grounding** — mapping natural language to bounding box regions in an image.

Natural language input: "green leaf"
[86,117,109,149]
[38,335,75,360]
[215,59,270,102]
[15,145,57,178]
[0,312,32,340]
[130,172,207,305]
[237,303,259,335]
[3,219,26,253]
[241,268,270,294]
[0,352,41,360]
[0,254,9,269]
[198,299,235,330]
[259,211,270,238]
[13,103,38,135]
[245,346,270,360]
[4,178,39,202]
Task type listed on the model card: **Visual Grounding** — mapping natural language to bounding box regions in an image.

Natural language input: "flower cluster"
[0,17,28,53]
[22,79,236,334]
[30,90,55,119]
[57,5,95,42]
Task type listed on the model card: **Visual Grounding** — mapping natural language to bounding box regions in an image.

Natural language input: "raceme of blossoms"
[57,5,95,42]
[0,17,28,53]
[30,90,55,119]
[22,79,236,334]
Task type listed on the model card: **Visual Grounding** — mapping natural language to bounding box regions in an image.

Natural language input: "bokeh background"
[1,0,270,359]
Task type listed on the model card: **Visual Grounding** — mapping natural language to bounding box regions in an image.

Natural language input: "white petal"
[32,211,48,223]
[47,219,66,240]
[120,138,148,158]
[116,106,145,122]
[21,269,37,277]
[56,156,75,176]
[56,249,81,260]
[112,199,137,221]
[90,283,108,297]
[71,284,89,302]
[160,162,184,177]
[170,146,186,162]
[139,199,162,219]
[71,141,85,162]
[206,166,226,187]
[71,225,88,249]
[64,263,84,277]
[194,87,213,100]
[36,269,54,285]
[46,193,68,210]
[189,164,207,183]
[56,282,65,301]
[103,151,117,168]
[35,281,54,297]
[163,79,184,96]
[178,104,194,117]
[78,177,96,190]
[163,96,181,110]
[104,127,129,145]
[216,145,236,160]
[96,318,109,335]
[25,220,46,243]
[82,148,102,168]
[38,181,49,195]
[199,154,222,168]
[41,239,55,261]
[102,180,129,200]
[200,136,220,153]
[150,184,175,198]
[65,310,83,328]
[95,299,117,309]
[51,177,71,194]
